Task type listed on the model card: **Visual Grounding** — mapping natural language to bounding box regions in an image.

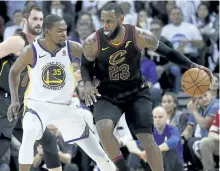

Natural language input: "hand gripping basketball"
[181,63,213,97]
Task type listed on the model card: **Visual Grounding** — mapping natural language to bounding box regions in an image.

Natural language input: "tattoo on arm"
[82,32,98,62]
[135,27,159,51]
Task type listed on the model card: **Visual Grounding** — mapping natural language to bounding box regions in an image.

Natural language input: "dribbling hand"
[84,81,101,106]
[191,63,214,84]
[7,100,20,122]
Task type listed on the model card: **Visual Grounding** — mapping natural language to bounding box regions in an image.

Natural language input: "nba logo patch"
[62,50,66,56]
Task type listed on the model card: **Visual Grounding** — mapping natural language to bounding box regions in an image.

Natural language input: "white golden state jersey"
[25,39,76,104]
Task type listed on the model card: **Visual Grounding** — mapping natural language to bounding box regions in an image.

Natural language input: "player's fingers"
[7,108,13,122]
[201,67,213,83]
[90,92,97,103]
[85,97,90,106]
[87,94,94,106]
[95,89,101,97]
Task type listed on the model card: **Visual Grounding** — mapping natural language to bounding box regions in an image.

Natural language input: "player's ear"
[22,17,27,27]
[119,15,124,24]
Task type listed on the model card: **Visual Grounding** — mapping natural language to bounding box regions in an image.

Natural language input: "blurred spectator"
[118,1,138,25]
[181,90,219,170]
[136,10,153,30]
[191,3,217,41]
[3,10,22,40]
[73,11,95,43]
[175,0,200,23]
[146,19,181,93]
[140,49,162,108]
[32,125,78,171]
[42,0,74,36]
[153,106,184,171]
[161,7,204,64]
[161,92,187,133]
[209,73,219,99]
[200,110,219,171]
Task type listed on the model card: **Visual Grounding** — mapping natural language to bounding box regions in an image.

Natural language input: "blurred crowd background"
[0,0,219,171]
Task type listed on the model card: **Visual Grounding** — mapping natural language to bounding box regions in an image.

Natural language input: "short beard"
[56,42,66,48]
[27,22,42,36]
[105,24,120,40]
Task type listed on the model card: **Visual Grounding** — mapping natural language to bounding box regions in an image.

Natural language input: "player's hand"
[7,100,20,122]
[139,151,147,162]
[37,145,43,155]
[73,70,82,81]
[191,63,213,84]
[84,81,101,106]
[93,76,100,88]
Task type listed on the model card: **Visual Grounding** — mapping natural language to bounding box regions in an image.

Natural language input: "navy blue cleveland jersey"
[0,32,29,97]
[94,24,146,99]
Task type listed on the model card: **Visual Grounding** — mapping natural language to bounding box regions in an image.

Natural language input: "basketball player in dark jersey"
[0,4,62,171]
[81,3,213,171]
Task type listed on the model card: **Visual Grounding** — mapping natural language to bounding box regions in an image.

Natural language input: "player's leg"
[19,110,45,171]
[93,98,133,171]
[0,117,17,158]
[125,88,164,171]
[37,128,62,171]
[76,129,117,171]
[0,92,17,158]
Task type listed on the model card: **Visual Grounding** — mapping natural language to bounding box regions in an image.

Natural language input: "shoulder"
[83,32,97,47]
[68,40,82,50]
[82,32,98,58]
[21,44,34,55]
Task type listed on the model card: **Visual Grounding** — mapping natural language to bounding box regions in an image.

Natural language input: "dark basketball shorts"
[0,91,23,139]
[93,87,154,134]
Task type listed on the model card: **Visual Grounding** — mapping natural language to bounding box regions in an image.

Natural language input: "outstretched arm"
[81,32,98,84]
[135,27,194,69]
[0,36,25,58]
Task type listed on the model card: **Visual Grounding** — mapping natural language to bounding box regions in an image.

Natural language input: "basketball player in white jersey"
[0,4,66,171]
[7,14,116,171]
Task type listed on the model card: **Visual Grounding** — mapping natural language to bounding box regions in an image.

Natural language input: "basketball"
[181,68,211,97]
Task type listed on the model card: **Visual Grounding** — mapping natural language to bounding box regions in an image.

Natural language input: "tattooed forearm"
[135,27,159,51]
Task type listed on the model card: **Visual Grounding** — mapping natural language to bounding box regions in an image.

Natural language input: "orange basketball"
[181,68,211,97]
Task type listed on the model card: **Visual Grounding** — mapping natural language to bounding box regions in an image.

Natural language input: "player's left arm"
[69,41,82,60]
[135,27,194,68]
[135,26,213,82]
[69,41,82,81]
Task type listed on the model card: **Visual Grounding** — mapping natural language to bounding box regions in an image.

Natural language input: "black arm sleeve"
[155,41,194,69]
[80,54,95,84]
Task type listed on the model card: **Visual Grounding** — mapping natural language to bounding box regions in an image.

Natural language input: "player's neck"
[43,39,60,53]
[22,28,36,43]
[109,25,125,45]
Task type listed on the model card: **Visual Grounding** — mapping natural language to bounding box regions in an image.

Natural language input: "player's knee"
[96,119,114,137]
[0,138,11,157]
[39,128,58,154]
[22,113,43,139]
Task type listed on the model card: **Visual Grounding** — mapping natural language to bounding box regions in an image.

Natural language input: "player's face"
[26,9,43,36]
[162,95,176,113]
[49,20,67,48]
[170,9,182,25]
[101,10,123,40]
[153,110,167,128]
[197,91,212,107]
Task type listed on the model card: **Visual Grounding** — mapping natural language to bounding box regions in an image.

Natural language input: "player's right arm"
[0,36,25,58]
[7,45,34,121]
[81,32,100,106]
